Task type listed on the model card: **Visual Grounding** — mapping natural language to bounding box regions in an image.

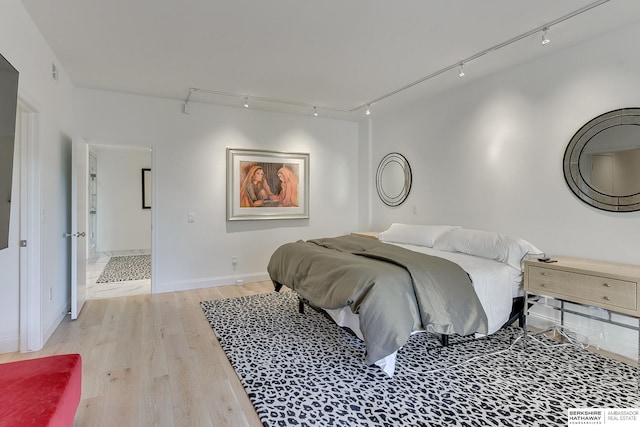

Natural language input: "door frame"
[85,143,155,300]
[18,92,42,352]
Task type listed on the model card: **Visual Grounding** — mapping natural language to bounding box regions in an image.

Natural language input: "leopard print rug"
[201,291,639,427]
[96,254,151,283]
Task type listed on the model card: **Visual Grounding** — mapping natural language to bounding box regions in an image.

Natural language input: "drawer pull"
[540,283,547,288]
[603,296,611,301]
[541,272,548,276]
[603,282,610,287]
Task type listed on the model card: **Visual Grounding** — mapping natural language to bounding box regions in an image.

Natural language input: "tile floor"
[85,249,151,299]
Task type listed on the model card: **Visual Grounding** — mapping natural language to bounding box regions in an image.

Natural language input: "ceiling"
[20,0,640,119]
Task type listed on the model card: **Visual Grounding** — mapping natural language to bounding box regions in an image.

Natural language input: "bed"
[267,224,543,376]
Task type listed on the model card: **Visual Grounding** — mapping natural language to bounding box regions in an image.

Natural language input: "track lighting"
[184,1,609,116]
[541,27,550,45]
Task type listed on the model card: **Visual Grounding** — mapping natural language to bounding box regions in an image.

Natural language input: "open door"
[70,138,88,319]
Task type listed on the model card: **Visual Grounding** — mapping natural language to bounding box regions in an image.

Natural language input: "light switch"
[188,212,195,223]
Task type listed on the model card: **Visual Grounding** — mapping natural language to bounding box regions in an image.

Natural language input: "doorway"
[84,144,152,300]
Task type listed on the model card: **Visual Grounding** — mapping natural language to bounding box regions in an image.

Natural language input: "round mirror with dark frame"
[563,108,640,212]
[376,152,412,207]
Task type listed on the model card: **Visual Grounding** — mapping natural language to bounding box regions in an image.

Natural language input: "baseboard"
[155,272,271,293]
[0,302,67,355]
[41,302,69,350]
[0,335,19,354]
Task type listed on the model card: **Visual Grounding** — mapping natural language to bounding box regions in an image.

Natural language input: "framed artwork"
[227,148,309,221]
[142,168,151,209]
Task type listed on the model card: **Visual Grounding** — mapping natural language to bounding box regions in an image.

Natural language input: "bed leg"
[298,298,305,314]
[273,281,283,292]
[519,310,527,329]
[440,334,449,347]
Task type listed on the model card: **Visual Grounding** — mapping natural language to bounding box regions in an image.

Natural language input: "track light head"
[458,63,465,78]
[243,97,249,108]
[365,105,371,116]
[313,106,318,117]
[542,28,550,45]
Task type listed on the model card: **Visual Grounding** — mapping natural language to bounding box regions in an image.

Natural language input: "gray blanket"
[267,235,488,363]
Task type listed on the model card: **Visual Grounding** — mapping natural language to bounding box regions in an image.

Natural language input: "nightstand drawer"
[527,266,637,311]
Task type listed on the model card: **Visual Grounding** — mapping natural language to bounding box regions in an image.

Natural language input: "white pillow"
[433,228,544,270]
[378,223,460,247]
[506,238,545,271]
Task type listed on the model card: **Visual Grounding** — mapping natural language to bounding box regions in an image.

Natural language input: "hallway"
[86,250,151,299]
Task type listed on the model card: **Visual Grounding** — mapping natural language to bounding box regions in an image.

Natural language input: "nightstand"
[523,257,640,362]
[350,231,379,240]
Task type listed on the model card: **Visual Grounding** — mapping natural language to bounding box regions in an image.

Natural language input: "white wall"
[93,147,151,252]
[371,22,640,264]
[369,23,640,360]
[0,0,76,352]
[357,119,373,229]
[75,89,360,293]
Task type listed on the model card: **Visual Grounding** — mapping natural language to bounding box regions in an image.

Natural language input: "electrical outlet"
[235,279,244,285]
[187,212,195,223]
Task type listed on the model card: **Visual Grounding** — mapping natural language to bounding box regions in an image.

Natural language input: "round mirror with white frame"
[376,152,412,207]
[563,108,640,212]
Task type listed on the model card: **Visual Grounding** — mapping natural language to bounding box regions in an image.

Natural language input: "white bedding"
[323,242,524,376]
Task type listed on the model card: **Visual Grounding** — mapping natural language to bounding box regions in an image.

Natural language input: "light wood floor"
[0,281,279,427]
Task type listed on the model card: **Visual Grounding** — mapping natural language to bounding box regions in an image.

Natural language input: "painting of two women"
[239,162,299,208]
